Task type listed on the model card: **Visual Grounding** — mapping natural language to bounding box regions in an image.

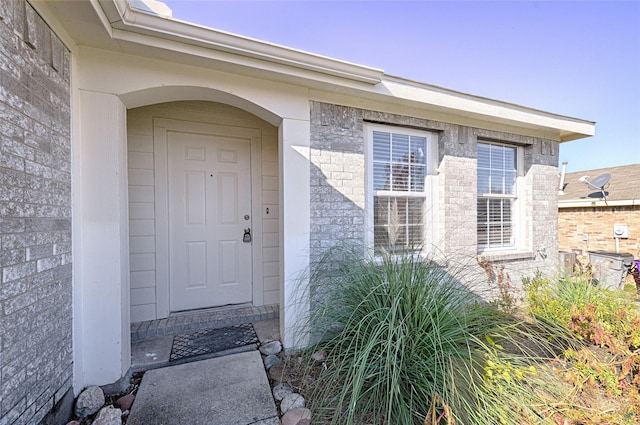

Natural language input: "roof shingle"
[559,164,640,202]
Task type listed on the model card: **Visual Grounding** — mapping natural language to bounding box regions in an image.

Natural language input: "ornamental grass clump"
[303,249,564,425]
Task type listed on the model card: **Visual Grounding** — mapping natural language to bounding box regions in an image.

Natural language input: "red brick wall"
[558,206,640,259]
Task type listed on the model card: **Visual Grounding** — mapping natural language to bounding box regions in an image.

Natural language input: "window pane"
[477,198,488,245]
[478,144,490,169]
[373,163,390,191]
[374,226,390,251]
[503,223,513,245]
[411,165,426,191]
[373,132,391,162]
[476,198,514,247]
[504,147,516,170]
[478,143,517,196]
[478,169,490,195]
[488,199,503,222]
[391,163,409,191]
[477,199,488,224]
[503,199,512,218]
[489,145,503,169]
[504,170,516,195]
[374,196,424,252]
[408,198,425,225]
[392,134,410,163]
[489,224,503,245]
[374,196,389,226]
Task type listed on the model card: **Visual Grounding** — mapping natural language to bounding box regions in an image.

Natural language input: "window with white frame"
[477,142,518,250]
[368,126,435,253]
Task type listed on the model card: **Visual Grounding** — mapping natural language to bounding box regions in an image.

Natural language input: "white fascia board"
[103,0,383,84]
[96,1,594,140]
[559,199,640,208]
[378,76,595,141]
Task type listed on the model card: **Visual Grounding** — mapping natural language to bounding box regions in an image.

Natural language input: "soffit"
[38,0,595,142]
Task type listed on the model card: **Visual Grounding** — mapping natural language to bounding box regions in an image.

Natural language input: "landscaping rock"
[272,383,293,401]
[280,393,305,414]
[260,340,282,355]
[280,407,312,425]
[264,354,282,370]
[311,350,327,362]
[93,406,122,425]
[269,363,286,382]
[75,385,105,418]
[66,421,80,425]
[114,393,135,411]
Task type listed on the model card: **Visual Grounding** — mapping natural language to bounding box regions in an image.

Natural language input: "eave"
[38,0,595,142]
[559,199,640,208]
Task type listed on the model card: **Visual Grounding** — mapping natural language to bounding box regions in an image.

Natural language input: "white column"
[73,90,130,390]
[279,118,311,350]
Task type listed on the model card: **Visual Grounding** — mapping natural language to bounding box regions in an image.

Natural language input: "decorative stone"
[74,385,105,418]
[269,364,286,382]
[259,340,282,356]
[311,350,327,362]
[66,421,80,425]
[280,393,305,414]
[263,354,282,370]
[281,407,312,425]
[93,406,122,425]
[272,383,293,401]
[114,393,135,411]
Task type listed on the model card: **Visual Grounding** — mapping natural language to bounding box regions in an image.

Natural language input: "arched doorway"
[126,100,280,322]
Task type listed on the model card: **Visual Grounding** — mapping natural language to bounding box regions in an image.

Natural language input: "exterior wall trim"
[97,0,384,84]
[559,200,640,208]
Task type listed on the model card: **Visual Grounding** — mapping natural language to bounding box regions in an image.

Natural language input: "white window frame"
[476,141,524,253]
[365,124,437,254]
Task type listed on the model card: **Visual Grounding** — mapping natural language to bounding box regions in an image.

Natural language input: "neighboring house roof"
[559,163,640,207]
[34,0,595,142]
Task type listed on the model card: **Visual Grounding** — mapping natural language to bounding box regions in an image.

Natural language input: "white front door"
[168,130,253,311]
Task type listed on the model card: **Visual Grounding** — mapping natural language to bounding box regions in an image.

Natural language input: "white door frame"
[153,117,264,318]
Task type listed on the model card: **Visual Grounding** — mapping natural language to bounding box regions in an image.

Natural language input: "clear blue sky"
[162,0,640,173]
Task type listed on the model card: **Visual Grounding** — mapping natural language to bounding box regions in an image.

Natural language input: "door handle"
[243,228,252,243]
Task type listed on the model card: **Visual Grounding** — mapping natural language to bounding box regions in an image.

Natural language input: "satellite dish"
[587,173,611,190]
[579,173,611,204]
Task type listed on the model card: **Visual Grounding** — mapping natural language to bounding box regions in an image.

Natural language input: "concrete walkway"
[127,317,281,425]
[127,350,279,425]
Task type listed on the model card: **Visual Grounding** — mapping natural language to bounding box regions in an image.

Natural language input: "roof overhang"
[99,0,385,84]
[34,0,595,142]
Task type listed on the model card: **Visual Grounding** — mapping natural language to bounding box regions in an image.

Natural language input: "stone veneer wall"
[0,1,73,424]
[309,101,560,298]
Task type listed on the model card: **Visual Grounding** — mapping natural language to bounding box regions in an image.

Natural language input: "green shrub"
[303,249,563,425]
[524,271,640,350]
[524,270,640,423]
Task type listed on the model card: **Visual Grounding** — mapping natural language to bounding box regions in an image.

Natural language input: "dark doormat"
[170,323,259,362]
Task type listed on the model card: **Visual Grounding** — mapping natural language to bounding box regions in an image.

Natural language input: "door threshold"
[131,304,279,342]
[169,303,254,317]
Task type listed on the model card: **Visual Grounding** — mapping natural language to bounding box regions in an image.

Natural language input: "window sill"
[477,250,536,262]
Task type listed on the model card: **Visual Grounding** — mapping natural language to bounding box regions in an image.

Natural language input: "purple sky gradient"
[162,0,640,173]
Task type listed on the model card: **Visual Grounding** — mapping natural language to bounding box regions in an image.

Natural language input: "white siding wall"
[127,101,279,322]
